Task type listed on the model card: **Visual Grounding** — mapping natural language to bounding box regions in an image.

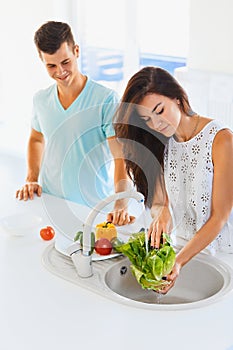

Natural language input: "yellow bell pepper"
[95,221,117,240]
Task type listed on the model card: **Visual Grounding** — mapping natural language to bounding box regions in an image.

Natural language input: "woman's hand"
[148,205,172,249]
[16,182,42,201]
[157,261,182,294]
[106,199,135,226]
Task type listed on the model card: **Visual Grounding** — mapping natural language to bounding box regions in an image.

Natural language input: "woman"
[114,66,233,293]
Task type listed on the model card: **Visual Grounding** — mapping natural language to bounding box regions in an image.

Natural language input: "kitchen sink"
[104,255,231,307]
[42,243,233,311]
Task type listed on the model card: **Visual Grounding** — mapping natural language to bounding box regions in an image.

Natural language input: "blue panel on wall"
[82,47,186,81]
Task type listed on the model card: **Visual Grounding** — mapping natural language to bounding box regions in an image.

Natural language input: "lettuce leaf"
[115,232,176,291]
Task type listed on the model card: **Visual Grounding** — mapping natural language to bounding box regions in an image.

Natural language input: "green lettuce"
[114,232,176,291]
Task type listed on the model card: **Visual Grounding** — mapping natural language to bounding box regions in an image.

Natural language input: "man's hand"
[106,199,135,226]
[16,129,44,201]
[16,182,42,201]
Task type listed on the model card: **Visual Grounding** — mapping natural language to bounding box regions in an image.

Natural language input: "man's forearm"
[26,137,44,182]
[114,158,132,193]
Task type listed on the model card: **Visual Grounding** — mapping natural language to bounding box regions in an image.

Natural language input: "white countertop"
[1,153,233,350]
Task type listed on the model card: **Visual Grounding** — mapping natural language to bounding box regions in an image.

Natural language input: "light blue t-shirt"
[31,78,119,207]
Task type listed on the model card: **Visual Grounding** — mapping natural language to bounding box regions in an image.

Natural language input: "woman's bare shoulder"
[213,127,233,157]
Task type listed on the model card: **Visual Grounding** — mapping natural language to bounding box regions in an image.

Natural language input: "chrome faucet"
[67,190,144,278]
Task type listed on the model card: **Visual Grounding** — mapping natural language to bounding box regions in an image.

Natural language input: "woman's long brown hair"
[114,66,193,207]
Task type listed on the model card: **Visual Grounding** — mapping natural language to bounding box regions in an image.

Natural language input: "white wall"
[188,0,233,74]
[138,0,190,58]
[0,0,69,155]
[175,0,233,128]
[0,1,53,122]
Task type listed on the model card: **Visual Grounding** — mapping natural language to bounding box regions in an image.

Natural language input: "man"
[16,21,134,225]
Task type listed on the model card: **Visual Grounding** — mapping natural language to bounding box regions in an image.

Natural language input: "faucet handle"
[66,241,82,256]
[66,241,93,278]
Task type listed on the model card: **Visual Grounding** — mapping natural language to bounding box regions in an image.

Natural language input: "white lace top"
[164,120,233,253]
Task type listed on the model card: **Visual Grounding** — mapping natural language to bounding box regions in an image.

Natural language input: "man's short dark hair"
[34,21,75,55]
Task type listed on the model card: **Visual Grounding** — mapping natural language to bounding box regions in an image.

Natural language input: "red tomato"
[40,226,55,241]
[94,238,112,255]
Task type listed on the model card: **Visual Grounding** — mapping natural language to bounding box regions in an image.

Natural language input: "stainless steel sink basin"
[42,244,233,311]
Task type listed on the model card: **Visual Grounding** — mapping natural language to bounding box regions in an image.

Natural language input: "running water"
[154,293,164,304]
[145,231,149,255]
[141,207,149,254]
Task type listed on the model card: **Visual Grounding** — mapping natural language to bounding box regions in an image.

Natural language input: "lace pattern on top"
[164,120,233,253]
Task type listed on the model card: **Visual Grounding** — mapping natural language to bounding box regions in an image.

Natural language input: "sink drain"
[120,266,128,275]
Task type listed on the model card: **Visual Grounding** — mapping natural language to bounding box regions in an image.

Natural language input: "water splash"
[140,207,149,254]
[133,194,150,255]
[153,292,164,304]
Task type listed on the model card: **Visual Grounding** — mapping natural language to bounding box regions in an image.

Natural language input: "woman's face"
[137,93,181,137]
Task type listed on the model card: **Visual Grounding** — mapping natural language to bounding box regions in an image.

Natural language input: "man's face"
[40,42,79,86]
